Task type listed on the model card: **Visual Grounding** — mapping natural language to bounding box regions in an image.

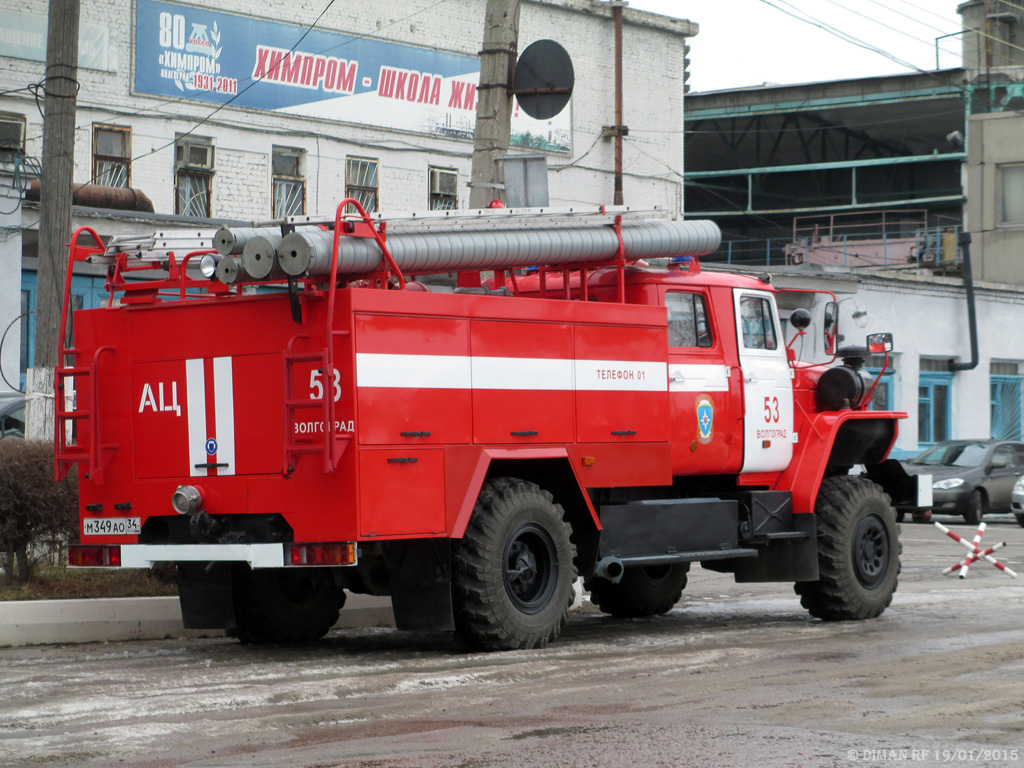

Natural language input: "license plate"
[83,517,141,536]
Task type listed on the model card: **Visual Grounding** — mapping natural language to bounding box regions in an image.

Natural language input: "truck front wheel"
[232,566,345,644]
[452,478,576,650]
[795,476,900,621]
[584,563,689,618]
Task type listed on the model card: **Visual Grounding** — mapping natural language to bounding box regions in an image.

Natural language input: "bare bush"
[0,440,78,583]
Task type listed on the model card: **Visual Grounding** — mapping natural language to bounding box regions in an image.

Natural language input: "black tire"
[585,563,689,618]
[452,477,576,650]
[232,566,345,644]
[911,509,932,523]
[895,509,905,523]
[963,489,985,526]
[1016,513,1024,529]
[795,476,900,621]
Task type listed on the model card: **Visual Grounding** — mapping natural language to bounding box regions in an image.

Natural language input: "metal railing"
[708,224,962,270]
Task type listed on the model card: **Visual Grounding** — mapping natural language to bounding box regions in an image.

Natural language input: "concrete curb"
[0,580,584,647]
[0,593,395,647]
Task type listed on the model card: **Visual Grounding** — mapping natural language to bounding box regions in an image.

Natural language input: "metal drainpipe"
[948,232,980,372]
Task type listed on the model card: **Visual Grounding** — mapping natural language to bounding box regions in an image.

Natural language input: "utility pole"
[30,0,80,440]
[606,1,628,206]
[469,0,521,209]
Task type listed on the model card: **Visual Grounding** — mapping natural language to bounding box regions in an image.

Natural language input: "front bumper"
[930,488,972,515]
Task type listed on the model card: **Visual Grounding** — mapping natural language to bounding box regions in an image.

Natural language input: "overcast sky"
[627,0,964,92]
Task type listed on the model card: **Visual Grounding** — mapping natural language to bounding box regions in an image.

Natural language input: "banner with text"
[134,0,570,152]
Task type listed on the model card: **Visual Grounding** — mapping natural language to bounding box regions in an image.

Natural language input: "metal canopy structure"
[684,69,967,226]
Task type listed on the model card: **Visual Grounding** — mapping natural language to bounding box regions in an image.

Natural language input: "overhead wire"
[758,0,932,74]
[891,0,968,28]
[816,0,960,61]
[750,0,1024,123]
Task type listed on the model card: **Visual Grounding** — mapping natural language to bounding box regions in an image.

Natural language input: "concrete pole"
[613,1,624,205]
[30,0,80,440]
[468,0,521,209]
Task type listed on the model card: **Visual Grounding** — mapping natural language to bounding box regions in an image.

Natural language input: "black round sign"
[513,39,574,121]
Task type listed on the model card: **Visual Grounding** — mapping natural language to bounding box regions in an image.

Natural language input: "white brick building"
[2,0,694,220]
[0,1,696,395]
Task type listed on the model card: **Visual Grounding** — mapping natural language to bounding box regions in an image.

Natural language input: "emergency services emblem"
[696,394,714,444]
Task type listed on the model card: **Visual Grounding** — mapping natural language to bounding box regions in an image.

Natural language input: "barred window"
[345,157,378,212]
[272,146,305,218]
[174,135,214,218]
[93,125,131,187]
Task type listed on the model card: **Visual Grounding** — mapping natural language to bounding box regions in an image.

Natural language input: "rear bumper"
[121,543,286,568]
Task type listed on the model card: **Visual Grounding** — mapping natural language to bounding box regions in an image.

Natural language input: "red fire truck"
[62,202,911,650]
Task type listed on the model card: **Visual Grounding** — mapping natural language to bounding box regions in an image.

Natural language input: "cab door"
[734,289,793,473]
[664,289,738,475]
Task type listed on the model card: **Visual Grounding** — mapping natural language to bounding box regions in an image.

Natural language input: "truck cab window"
[739,295,778,350]
[666,292,712,348]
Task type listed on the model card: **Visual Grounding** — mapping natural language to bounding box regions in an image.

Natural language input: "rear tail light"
[69,545,122,567]
[287,542,357,566]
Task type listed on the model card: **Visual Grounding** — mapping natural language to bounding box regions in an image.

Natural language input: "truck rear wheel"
[795,476,900,621]
[585,563,689,618]
[232,566,345,644]
[452,478,576,650]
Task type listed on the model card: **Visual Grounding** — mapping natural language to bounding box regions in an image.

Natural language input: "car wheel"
[963,489,985,526]
[911,509,932,523]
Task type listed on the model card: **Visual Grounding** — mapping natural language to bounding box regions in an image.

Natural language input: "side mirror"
[990,457,1008,471]
[823,302,838,355]
[867,332,893,354]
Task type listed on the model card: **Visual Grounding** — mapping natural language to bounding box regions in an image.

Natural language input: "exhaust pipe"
[593,556,625,583]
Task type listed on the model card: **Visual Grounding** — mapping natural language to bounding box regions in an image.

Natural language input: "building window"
[175,136,214,218]
[918,364,953,446]
[20,273,108,389]
[272,146,305,218]
[345,157,378,212]
[991,362,1023,440]
[428,166,458,210]
[1000,164,1024,225]
[0,113,26,161]
[93,125,131,187]
[867,354,896,411]
[738,295,778,350]
[666,292,712,348]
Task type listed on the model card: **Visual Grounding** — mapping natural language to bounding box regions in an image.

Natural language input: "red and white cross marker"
[934,522,1018,579]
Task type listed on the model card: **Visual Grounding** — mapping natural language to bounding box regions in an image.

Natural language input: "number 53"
[310,369,342,402]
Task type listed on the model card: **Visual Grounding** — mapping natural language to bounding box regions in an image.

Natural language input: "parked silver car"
[1010,477,1024,528]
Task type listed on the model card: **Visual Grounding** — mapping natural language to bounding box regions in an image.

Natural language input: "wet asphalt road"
[2,512,1023,768]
